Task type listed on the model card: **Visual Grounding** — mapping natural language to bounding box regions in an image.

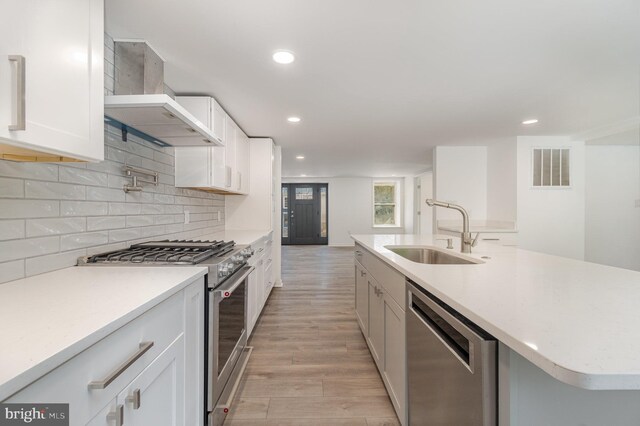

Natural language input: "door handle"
[126,388,141,409]
[107,404,124,426]
[8,55,25,131]
[88,342,154,389]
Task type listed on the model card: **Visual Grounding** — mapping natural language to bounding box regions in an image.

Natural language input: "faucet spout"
[424,199,472,253]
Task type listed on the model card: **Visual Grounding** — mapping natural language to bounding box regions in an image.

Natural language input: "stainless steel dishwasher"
[407,281,497,425]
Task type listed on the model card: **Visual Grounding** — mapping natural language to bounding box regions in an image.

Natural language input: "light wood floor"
[224,245,400,426]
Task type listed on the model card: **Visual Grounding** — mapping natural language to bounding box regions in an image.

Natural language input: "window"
[373,181,401,227]
[532,148,571,187]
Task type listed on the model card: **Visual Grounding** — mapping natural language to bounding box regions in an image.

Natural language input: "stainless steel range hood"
[104,40,223,147]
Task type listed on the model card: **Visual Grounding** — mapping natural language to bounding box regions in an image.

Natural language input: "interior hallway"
[225,245,400,425]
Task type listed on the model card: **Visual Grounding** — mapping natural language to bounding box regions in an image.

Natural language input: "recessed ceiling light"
[287,116,301,123]
[300,174,307,177]
[272,50,295,64]
[522,119,539,125]
[296,155,305,160]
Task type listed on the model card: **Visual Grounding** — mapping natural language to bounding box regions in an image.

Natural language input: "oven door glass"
[217,280,246,376]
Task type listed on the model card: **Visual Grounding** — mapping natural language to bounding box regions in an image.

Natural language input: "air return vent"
[532,148,570,187]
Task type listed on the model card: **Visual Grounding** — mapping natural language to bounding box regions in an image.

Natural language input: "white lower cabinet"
[355,254,407,425]
[246,234,275,338]
[354,261,369,336]
[367,276,385,371]
[5,277,205,426]
[117,335,185,426]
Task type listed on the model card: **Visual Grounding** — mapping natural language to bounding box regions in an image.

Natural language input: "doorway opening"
[282,183,328,245]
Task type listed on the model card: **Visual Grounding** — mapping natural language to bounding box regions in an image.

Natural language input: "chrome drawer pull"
[8,55,25,131]
[88,341,154,390]
[126,388,141,409]
[107,404,124,426]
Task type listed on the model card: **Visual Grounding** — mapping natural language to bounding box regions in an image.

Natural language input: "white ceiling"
[106,0,640,177]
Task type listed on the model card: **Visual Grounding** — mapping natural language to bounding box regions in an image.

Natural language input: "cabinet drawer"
[7,291,185,424]
[355,244,405,310]
[478,232,518,246]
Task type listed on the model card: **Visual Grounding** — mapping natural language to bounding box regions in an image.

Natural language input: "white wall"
[585,144,640,271]
[516,136,586,260]
[487,139,517,221]
[417,172,434,234]
[282,176,410,246]
[433,146,488,224]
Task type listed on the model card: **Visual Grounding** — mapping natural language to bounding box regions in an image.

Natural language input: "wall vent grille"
[532,148,571,187]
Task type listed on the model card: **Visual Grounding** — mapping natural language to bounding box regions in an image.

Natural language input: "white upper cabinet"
[174,96,249,195]
[235,128,250,194]
[224,115,237,190]
[0,0,104,162]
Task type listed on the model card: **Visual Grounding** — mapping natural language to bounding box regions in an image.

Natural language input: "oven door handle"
[214,266,254,299]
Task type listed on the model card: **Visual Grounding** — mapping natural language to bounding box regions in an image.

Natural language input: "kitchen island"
[352,233,640,425]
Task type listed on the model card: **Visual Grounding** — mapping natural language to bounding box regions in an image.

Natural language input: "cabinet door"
[0,0,104,162]
[264,260,274,301]
[212,99,226,146]
[368,276,385,370]
[86,400,118,426]
[383,294,406,423]
[118,335,185,426]
[224,116,237,189]
[355,262,369,335]
[184,280,205,426]
[256,258,265,312]
[235,130,250,194]
[247,268,258,336]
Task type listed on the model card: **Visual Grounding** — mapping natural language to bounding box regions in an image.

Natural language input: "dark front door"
[282,183,328,245]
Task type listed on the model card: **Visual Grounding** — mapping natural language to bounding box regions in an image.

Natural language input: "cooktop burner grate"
[84,240,236,265]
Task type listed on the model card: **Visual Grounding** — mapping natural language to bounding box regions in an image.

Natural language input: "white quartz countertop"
[352,234,640,390]
[0,266,207,401]
[196,229,271,245]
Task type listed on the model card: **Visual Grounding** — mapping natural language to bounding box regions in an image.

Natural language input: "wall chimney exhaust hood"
[104,41,223,147]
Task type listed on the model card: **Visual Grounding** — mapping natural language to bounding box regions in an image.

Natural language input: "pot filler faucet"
[425,199,478,254]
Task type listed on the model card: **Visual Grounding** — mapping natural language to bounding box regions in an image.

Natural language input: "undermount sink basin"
[385,246,482,265]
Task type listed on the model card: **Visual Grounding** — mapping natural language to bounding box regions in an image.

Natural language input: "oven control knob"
[219,265,230,277]
[232,255,243,263]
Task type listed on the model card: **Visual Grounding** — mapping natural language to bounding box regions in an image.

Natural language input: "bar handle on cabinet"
[107,404,124,426]
[8,55,25,131]
[88,342,154,389]
[126,388,141,409]
[225,166,232,188]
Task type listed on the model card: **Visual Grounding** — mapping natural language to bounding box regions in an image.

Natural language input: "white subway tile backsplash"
[61,201,109,217]
[87,216,126,231]
[0,236,59,263]
[0,177,24,198]
[26,218,86,237]
[0,33,226,283]
[0,220,25,241]
[109,202,142,215]
[60,232,109,251]
[87,186,126,202]
[109,227,142,243]
[25,181,86,200]
[25,249,87,277]
[0,162,58,181]
[0,200,59,219]
[0,260,25,284]
[126,215,154,228]
[154,214,176,225]
[59,167,108,187]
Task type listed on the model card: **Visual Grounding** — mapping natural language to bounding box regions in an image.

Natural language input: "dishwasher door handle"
[409,285,490,374]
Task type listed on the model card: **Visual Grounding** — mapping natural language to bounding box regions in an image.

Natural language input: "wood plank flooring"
[224,245,399,426]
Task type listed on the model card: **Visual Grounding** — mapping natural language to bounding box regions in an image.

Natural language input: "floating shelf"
[104,94,224,147]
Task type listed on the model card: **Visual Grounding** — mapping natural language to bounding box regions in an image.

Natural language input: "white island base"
[500,346,640,425]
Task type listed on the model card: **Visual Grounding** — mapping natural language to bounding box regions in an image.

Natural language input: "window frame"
[372,180,402,228]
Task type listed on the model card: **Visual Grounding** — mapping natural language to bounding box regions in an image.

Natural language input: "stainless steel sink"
[385,246,481,265]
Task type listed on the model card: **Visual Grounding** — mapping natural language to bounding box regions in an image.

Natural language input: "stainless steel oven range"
[78,239,254,426]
